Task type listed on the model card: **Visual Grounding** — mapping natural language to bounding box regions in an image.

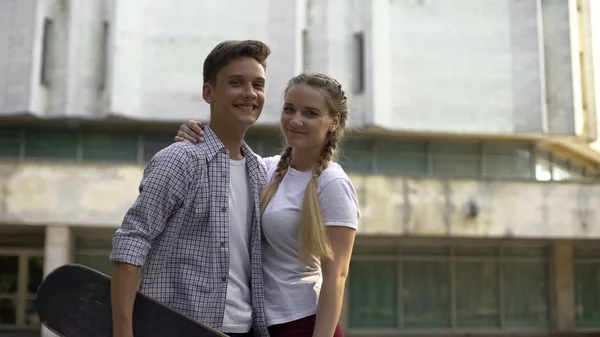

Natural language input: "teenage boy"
[109,40,272,337]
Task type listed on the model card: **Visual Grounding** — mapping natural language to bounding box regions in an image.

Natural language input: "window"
[75,236,113,276]
[302,29,309,71]
[81,132,138,162]
[535,150,553,181]
[339,139,373,173]
[0,252,43,330]
[98,21,109,90]
[0,256,18,325]
[403,259,450,328]
[142,133,173,162]
[483,143,533,179]
[25,129,77,160]
[258,134,285,157]
[352,32,365,94]
[349,260,398,328]
[430,141,481,177]
[552,157,573,181]
[1,125,600,182]
[0,129,21,158]
[348,243,550,332]
[574,245,600,328]
[75,254,112,276]
[40,18,53,86]
[376,139,428,174]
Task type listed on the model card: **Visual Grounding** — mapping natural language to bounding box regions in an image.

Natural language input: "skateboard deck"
[35,264,228,337]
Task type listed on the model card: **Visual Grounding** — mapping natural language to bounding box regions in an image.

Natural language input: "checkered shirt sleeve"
[110,144,192,267]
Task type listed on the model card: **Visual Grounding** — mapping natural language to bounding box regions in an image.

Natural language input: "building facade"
[1,0,599,336]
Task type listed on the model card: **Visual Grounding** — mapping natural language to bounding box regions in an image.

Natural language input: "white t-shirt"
[261,155,360,326]
[222,158,253,333]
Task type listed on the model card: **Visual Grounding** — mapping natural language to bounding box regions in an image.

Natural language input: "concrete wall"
[107,0,304,123]
[1,160,599,238]
[0,0,591,139]
[0,0,304,124]
[0,0,38,114]
[365,0,582,136]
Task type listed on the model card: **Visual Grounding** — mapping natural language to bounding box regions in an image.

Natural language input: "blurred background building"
[1,0,600,336]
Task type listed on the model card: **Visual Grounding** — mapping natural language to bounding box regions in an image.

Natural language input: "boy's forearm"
[110,262,141,336]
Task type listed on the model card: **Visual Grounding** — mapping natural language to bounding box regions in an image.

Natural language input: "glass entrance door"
[0,255,19,326]
[0,250,43,331]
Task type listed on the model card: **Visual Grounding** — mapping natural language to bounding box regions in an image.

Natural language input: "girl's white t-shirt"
[260,155,360,326]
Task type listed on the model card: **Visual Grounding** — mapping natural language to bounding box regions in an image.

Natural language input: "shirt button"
[222,277,227,282]
[221,206,226,212]
[221,148,227,154]
[222,173,226,178]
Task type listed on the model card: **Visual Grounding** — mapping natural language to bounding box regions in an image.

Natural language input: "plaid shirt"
[109,126,269,336]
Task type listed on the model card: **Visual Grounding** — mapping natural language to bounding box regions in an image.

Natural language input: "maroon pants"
[267,315,344,337]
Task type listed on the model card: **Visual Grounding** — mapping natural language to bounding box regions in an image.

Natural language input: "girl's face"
[280,84,337,152]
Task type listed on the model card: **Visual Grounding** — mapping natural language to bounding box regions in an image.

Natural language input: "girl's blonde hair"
[259,73,349,261]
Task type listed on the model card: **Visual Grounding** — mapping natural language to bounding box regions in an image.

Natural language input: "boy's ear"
[202,83,213,104]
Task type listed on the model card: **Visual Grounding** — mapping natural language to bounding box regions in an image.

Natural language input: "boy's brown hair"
[203,40,271,84]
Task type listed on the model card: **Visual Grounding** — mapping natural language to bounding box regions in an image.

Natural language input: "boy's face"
[202,57,266,130]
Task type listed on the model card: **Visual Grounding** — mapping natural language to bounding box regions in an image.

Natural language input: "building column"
[553,240,575,332]
[41,226,73,337]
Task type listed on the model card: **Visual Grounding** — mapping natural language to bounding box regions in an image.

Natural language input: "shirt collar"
[201,125,260,178]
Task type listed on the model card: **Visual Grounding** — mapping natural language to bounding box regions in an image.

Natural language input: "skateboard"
[35,264,228,337]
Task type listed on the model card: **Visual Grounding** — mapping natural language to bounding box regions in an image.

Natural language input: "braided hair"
[259,73,349,261]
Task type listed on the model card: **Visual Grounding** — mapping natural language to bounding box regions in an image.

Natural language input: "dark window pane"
[143,133,173,162]
[431,141,481,177]
[75,254,111,276]
[502,246,548,258]
[502,262,549,327]
[574,262,600,328]
[0,128,20,157]
[483,143,532,179]
[454,246,498,257]
[570,163,586,179]
[259,134,284,157]
[584,166,600,179]
[376,139,428,174]
[574,246,600,258]
[0,256,19,293]
[0,298,16,324]
[28,256,44,294]
[244,134,260,152]
[76,237,113,250]
[455,261,499,328]
[353,244,397,255]
[81,132,138,162]
[348,261,398,328]
[401,245,450,257]
[26,296,41,327]
[25,130,77,159]
[340,139,372,173]
[402,261,451,328]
